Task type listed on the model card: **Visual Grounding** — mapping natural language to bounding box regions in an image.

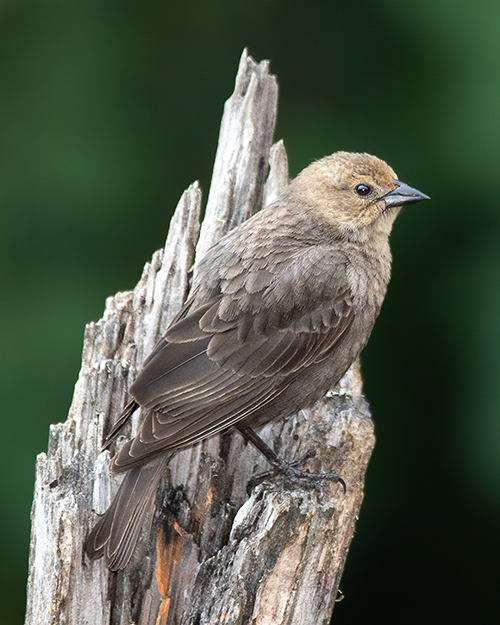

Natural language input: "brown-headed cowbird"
[86,151,429,570]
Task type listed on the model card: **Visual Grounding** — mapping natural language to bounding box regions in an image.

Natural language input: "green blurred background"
[2,0,500,622]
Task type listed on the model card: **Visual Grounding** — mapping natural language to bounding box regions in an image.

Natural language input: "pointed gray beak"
[383,179,430,209]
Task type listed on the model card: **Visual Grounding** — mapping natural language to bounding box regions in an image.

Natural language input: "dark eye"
[355,183,372,197]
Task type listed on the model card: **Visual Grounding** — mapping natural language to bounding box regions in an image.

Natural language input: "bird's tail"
[85,455,168,571]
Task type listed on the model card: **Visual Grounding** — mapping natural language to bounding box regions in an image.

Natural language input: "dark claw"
[246,469,277,494]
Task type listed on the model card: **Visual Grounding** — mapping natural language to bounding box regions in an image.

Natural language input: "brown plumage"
[86,151,429,570]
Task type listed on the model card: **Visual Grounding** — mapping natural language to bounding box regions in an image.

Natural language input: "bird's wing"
[112,247,354,472]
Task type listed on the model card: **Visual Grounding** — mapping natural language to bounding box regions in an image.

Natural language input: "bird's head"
[292,151,429,242]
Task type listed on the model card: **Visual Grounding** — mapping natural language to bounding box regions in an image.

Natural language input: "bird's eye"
[355,183,373,197]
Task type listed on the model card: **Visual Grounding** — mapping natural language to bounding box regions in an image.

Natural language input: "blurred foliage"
[2,1,500,623]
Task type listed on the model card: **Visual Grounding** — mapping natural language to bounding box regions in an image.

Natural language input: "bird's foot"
[237,425,346,496]
[247,450,346,495]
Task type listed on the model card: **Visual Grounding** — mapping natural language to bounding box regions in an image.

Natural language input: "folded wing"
[112,246,354,472]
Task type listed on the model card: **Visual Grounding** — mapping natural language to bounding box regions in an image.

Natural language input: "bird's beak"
[383,179,430,209]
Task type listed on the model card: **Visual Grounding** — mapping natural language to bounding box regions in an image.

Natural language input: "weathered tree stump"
[25,50,375,625]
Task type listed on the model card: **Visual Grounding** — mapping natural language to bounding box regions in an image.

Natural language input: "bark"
[25,50,375,625]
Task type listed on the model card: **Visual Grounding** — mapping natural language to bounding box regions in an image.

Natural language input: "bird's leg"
[237,425,346,494]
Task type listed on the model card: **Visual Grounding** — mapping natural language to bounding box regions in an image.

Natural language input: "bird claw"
[281,465,347,494]
[288,448,316,468]
[246,456,346,495]
[246,470,276,494]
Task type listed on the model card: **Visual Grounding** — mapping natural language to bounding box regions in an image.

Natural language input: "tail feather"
[85,456,168,571]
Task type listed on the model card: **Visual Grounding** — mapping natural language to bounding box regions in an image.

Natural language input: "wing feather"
[113,245,355,472]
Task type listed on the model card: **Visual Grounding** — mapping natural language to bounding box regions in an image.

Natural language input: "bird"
[85,151,429,570]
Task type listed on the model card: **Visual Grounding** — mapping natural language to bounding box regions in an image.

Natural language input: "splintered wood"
[25,50,375,625]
